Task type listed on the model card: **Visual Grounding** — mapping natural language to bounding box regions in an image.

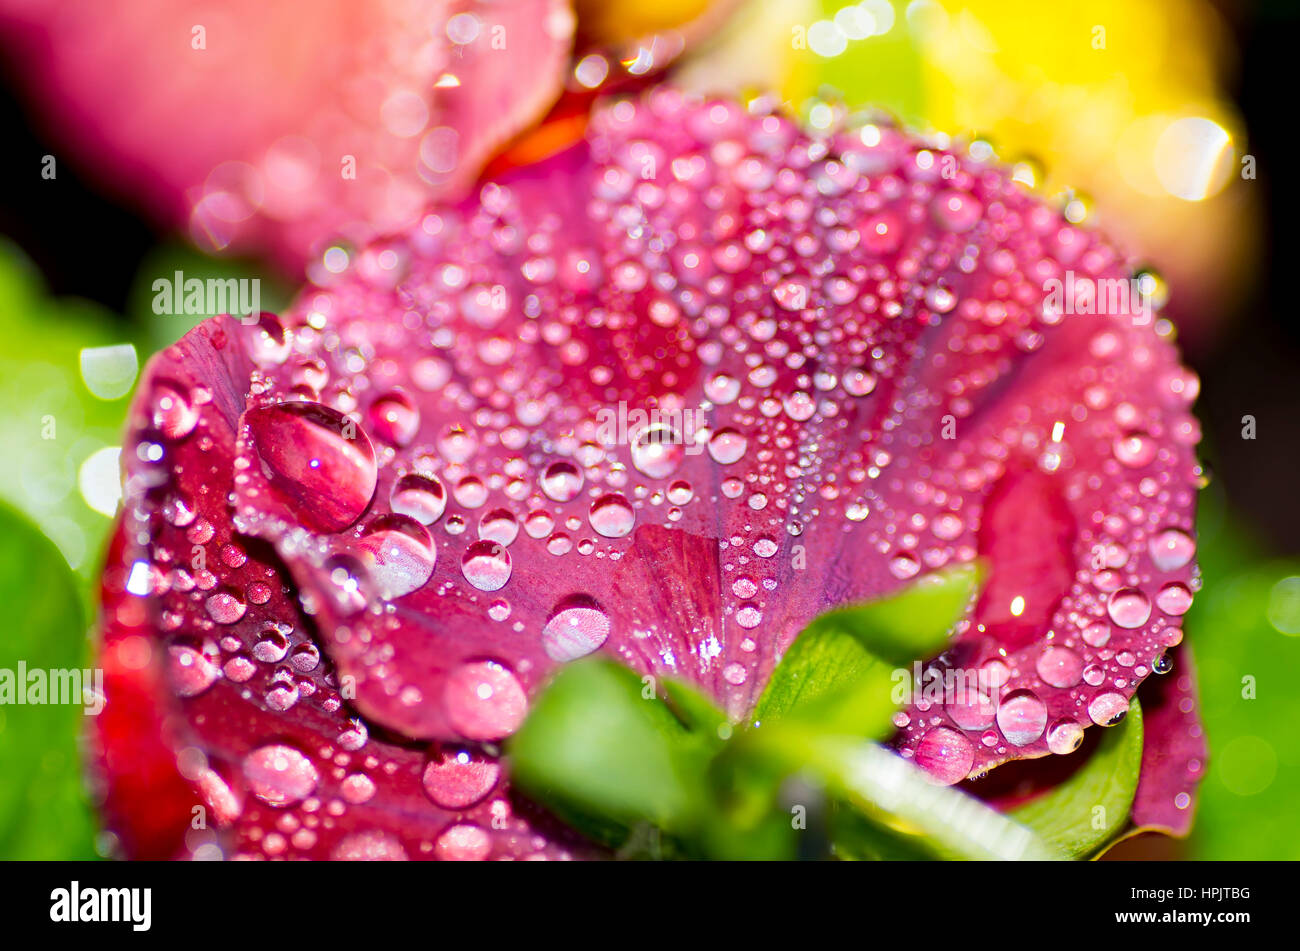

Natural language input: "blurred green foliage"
[1185,486,1300,859]
[0,502,98,859]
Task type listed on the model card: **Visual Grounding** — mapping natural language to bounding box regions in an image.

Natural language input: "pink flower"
[96,88,1204,859]
[0,0,575,271]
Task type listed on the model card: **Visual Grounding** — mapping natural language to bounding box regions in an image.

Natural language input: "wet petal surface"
[99,88,1204,856]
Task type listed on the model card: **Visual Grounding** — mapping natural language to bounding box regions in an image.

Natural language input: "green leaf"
[1009,698,1144,858]
[752,563,980,737]
[0,502,98,859]
[507,659,719,849]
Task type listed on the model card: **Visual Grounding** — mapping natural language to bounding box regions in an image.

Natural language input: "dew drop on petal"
[1046,718,1085,754]
[242,744,318,806]
[1148,527,1196,572]
[390,472,447,525]
[1036,646,1083,688]
[996,690,1047,746]
[460,540,511,591]
[1107,588,1152,629]
[915,726,975,785]
[443,661,527,740]
[1087,692,1130,726]
[422,747,501,809]
[541,599,610,662]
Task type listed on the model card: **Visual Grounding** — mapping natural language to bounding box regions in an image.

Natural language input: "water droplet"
[1107,588,1152,629]
[368,389,420,447]
[1114,431,1157,468]
[541,597,610,662]
[205,589,246,625]
[842,368,877,396]
[460,541,511,591]
[588,493,635,538]
[541,460,583,501]
[1087,692,1129,726]
[1156,582,1193,616]
[478,508,519,546]
[167,644,219,697]
[357,514,435,599]
[422,747,501,809]
[390,472,447,525]
[630,424,685,478]
[443,661,527,740]
[996,690,1047,746]
[150,380,199,440]
[331,830,408,861]
[434,823,492,861]
[242,744,318,806]
[915,726,975,785]
[242,401,377,533]
[1046,718,1085,754]
[708,428,748,465]
[1148,528,1195,572]
[1036,646,1083,688]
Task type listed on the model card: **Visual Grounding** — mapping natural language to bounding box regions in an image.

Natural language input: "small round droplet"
[242,744,318,806]
[915,726,975,785]
[541,460,583,502]
[390,472,447,525]
[443,661,527,740]
[588,494,635,538]
[1087,692,1129,726]
[1107,588,1152,629]
[461,541,511,592]
[1046,718,1085,754]
[541,599,610,662]
[422,747,501,809]
[996,690,1047,746]
[708,428,748,465]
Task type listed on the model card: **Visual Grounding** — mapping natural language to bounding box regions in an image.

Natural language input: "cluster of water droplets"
[118,87,1205,857]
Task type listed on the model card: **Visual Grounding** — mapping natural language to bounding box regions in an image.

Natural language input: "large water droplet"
[242,744,318,806]
[422,746,501,809]
[1087,692,1129,726]
[443,660,527,740]
[1107,588,1152,629]
[915,726,975,785]
[541,460,583,501]
[996,690,1047,746]
[460,540,511,591]
[630,424,685,478]
[588,493,635,538]
[1148,528,1195,572]
[707,428,748,465]
[541,597,610,662]
[368,389,420,447]
[357,514,435,599]
[1046,718,1085,754]
[150,380,199,440]
[1036,646,1083,688]
[390,472,447,525]
[243,401,377,533]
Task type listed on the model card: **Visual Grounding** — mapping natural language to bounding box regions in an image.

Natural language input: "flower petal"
[1128,644,1206,836]
[0,0,574,270]
[102,87,1204,854]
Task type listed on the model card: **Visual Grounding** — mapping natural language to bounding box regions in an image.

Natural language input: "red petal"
[1129,644,1207,836]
